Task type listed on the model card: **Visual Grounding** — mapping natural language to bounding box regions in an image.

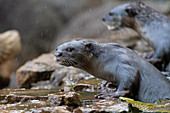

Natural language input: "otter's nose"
[102,17,106,22]
[54,51,62,57]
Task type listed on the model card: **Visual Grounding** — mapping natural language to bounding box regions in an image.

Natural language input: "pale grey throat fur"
[55,39,170,103]
[103,1,170,71]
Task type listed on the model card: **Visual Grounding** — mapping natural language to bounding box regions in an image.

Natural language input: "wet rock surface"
[74,99,129,113]
[0,95,47,104]
[52,106,72,113]
[73,84,91,92]
[120,97,170,112]
[48,92,81,106]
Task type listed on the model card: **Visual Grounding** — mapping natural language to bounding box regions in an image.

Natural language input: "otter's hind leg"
[151,42,170,71]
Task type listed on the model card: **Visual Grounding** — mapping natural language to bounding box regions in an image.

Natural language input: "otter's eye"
[66,48,74,52]
[125,8,137,17]
[109,12,114,16]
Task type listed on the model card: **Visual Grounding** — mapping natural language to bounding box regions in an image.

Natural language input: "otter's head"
[54,40,94,70]
[103,2,149,31]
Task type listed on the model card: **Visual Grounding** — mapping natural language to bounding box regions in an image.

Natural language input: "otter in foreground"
[54,39,170,103]
[102,1,170,71]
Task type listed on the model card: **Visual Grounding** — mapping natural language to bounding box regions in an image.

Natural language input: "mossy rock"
[120,97,170,112]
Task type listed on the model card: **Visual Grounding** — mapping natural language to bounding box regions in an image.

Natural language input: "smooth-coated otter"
[54,39,170,103]
[102,1,170,71]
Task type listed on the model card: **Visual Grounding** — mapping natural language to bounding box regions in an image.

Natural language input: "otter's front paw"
[141,52,154,59]
[101,80,116,89]
[140,52,161,64]
[146,58,161,65]
[95,91,129,99]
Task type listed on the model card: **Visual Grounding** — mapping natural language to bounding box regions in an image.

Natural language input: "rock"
[0,94,47,104]
[50,69,67,87]
[63,92,81,106]
[0,30,21,88]
[120,97,170,112]
[48,92,81,106]
[16,53,58,88]
[48,94,64,106]
[73,84,91,92]
[50,65,93,88]
[0,30,21,63]
[52,106,71,113]
[74,99,129,113]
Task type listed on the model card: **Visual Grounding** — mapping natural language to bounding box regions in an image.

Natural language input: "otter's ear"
[85,43,93,51]
[125,8,137,17]
[139,1,145,6]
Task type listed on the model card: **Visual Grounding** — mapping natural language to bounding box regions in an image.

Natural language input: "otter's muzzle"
[54,51,62,57]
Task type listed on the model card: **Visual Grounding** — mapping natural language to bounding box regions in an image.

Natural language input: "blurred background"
[0,0,170,88]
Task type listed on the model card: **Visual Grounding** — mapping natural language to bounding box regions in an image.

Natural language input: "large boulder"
[0,30,21,63]
[0,30,21,88]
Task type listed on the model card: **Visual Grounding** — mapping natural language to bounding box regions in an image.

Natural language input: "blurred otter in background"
[103,1,170,72]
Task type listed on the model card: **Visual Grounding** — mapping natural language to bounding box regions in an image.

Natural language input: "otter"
[54,39,170,103]
[102,1,170,71]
